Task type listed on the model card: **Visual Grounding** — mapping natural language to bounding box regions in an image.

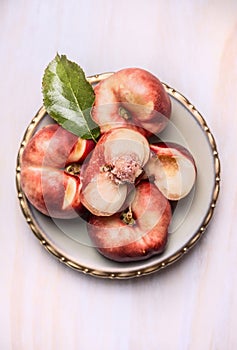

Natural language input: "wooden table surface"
[1,1,237,349]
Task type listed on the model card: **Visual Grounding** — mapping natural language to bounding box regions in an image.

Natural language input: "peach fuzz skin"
[20,124,95,219]
[92,68,171,136]
[87,181,172,262]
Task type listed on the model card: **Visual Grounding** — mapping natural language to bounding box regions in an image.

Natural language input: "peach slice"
[67,136,95,164]
[62,176,79,210]
[145,142,197,200]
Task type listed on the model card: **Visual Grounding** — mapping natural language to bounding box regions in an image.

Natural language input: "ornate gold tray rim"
[16,73,221,279]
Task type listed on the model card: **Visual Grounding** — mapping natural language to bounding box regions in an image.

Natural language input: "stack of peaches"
[21,68,196,262]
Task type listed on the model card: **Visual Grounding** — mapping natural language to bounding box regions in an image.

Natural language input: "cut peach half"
[104,128,150,166]
[81,173,128,216]
[81,127,151,216]
[103,128,150,183]
[145,143,197,201]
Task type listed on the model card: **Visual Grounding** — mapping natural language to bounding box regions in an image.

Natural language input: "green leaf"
[42,54,100,141]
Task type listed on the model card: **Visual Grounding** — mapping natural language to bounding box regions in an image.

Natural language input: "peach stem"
[119,106,131,120]
[65,163,81,176]
[121,205,135,225]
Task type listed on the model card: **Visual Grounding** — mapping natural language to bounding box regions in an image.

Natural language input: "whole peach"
[87,181,172,262]
[20,124,95,218]
[92,68,171,136]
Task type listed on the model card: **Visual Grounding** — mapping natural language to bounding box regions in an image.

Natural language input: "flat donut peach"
[20,124,95,218]
[87,181,172,262]
[92,68,171,136]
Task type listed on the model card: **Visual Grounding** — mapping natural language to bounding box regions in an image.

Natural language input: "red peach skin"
[20,124,95,218]
[87,181,172,262]
[92,68,171,136]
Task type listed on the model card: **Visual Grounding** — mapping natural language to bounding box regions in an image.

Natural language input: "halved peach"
[145,142,197,200]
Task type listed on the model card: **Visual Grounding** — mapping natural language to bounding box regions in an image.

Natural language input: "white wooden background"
[1,1,237,349]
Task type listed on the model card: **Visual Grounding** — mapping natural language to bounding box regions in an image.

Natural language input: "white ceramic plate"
[16,73,220,279]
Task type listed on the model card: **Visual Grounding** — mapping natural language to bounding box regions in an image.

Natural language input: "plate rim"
[16,73,221,279]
